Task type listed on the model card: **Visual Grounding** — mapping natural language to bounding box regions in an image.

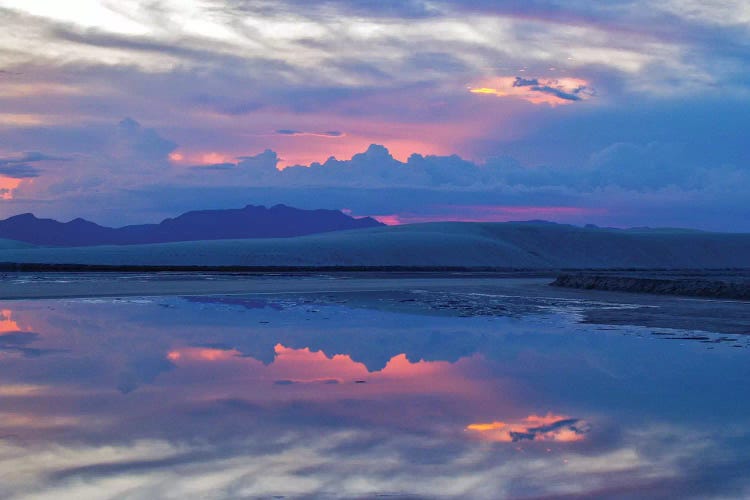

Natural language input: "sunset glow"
[0,0,745,229]
[467,414,589,443]
[469,77,593,106]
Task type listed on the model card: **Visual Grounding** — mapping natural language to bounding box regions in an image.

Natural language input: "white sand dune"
[0,238,37,250]
[1,222,749,268]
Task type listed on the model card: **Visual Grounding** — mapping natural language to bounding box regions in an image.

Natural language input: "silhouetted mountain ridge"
[0,204,383,246]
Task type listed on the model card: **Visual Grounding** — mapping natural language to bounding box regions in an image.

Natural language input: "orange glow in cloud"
[167,127,465,171]
[0,177,23,200]
[168,150,234,166]
[469,76,592,106]
[264,115,480,167]
[372,215,402,226]
[0,113,49,127]
[167,347,241,362]
[201,152,231,164]
[274,136,454,169]
[467,413,588,443]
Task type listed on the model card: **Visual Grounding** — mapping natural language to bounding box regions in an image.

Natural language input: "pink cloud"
[470,76,594,106]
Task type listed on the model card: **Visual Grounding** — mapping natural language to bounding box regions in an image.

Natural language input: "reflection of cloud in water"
[166,343,483,399]
[467,413,590,442]
[0,294,749,498]
[183,296,283,310]
[2,424,746,499]
[0,309,59,358]
[0,309,20,332]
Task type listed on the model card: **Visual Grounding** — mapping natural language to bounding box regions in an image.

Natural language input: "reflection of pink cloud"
[0,309,21,334]
[165,344,484,400]
[373,205,607,225]
[467,413,588,443]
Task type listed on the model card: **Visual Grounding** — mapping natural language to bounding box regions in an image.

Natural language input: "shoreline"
[0,274,553,301]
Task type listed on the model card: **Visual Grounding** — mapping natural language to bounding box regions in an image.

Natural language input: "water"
[0,285,748,499]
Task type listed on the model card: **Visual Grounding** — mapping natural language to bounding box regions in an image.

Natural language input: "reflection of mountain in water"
[172,292,604,371]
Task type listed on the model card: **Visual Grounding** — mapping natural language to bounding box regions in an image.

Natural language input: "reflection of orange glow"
[166,344,482,398]
[470,77,591,106]
[272,344,366,381]
[467,413,587,443]
[0,309,21,334]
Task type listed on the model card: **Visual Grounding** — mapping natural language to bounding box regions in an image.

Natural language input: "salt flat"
[1,272,747,335]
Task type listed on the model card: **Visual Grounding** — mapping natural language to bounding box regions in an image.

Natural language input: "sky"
[0,0,748,230]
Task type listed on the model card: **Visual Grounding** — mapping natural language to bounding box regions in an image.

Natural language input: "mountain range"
[0,204,382,246]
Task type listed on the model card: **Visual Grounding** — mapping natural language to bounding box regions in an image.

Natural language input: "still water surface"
[0,286,748,499]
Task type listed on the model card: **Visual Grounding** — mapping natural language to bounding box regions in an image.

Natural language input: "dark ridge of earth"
[551,273,750,301]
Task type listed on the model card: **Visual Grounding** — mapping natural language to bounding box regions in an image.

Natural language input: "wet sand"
[0,272,551,300]
[0,272,747,334]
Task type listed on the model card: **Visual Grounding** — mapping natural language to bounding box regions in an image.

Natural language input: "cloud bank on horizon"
[0,0,748,230]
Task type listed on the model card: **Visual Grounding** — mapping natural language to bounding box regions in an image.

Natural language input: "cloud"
[227,0,439,19]
[275,129,344,137]
[0,163,41,178]
[0,1,748,229]
[471,76,595,105]
[2,296,750,499]
[113,118,177,162]
[0,151,69,180]
[512,76,592,101]
[1,115,748,231]
[467,414,591,443]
